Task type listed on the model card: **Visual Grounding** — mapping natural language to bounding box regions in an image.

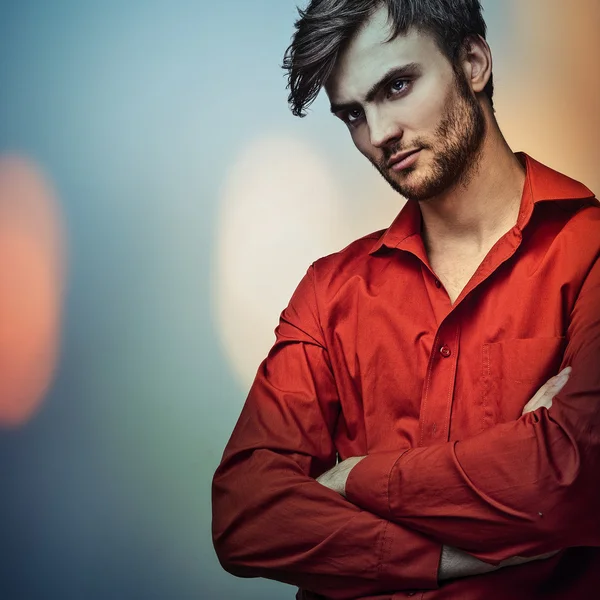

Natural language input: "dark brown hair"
[282,0,494,117]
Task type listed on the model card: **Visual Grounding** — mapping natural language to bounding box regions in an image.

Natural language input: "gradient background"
[0,1,598,599]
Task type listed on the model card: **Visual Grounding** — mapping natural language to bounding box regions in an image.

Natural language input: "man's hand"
[316,456,366,496]
[522,366,571,415]
[438,545,561,581]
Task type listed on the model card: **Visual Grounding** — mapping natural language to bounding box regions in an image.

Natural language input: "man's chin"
[383,169,427,200]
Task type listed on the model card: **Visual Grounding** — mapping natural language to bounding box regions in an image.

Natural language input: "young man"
[212,1,600,598]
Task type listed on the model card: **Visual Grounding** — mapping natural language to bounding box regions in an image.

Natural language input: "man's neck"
[420,121,526,256]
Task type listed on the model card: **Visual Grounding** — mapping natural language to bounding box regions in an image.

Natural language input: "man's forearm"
[438,546,560,582]
[315,459,555,585]
[213,445,442,597]
[438,545,500,580]
[345,408,597,562]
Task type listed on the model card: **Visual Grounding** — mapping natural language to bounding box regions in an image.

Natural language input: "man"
[212,1,600,598]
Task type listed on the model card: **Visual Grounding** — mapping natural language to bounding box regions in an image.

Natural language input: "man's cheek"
[354,133,378,162]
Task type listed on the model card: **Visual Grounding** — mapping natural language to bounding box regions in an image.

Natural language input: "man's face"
[325,7,486,202]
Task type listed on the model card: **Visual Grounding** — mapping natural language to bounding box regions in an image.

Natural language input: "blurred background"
[0,0,598,598]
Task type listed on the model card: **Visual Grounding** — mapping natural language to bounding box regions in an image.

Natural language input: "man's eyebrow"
[329,62,421,114]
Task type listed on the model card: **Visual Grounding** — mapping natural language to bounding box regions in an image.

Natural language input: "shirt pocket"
[481,337,566,427]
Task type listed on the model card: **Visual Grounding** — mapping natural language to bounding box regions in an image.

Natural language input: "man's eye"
[389,79,409,94]
[346,108,363,124]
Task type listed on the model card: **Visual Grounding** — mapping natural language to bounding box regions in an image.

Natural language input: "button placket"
[418,322,460,446]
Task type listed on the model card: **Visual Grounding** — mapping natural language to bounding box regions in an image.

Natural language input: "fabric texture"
[212,153,600,599]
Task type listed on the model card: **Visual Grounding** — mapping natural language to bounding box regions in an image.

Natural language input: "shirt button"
[439,345,451,358]
[434,279,442,288]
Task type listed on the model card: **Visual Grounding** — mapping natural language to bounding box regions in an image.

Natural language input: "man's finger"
[522,367,571,415]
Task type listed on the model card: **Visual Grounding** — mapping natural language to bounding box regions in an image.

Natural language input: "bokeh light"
[0,156,66,427]
[214,134,348,387]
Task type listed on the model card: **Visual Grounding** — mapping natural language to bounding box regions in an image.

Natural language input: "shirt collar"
[369,152,596,255]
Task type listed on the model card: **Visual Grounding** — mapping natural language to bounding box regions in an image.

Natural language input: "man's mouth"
[387,149,421,171]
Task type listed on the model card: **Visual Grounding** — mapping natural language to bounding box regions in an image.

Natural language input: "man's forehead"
[325,9,439,104]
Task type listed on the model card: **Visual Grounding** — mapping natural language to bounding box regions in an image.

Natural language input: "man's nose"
[368,108,402,148]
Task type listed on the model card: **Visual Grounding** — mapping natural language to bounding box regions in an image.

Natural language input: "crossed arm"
[316,369,570,580]
[212,259,600,596]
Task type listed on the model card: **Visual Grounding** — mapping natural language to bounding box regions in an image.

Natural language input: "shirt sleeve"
[345,256,600,565]
[212,265,442,598]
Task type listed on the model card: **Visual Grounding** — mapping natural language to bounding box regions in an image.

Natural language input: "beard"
[371,69,487,202]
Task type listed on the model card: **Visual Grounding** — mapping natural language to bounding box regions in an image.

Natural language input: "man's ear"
[461,34,493,94]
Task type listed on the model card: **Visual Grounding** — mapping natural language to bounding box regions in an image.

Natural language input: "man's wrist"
[438,545,499,581]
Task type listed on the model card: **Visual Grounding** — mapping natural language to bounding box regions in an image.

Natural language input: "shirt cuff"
[346,450,442,590]
[345,450,409,519]
[383,520,443,589]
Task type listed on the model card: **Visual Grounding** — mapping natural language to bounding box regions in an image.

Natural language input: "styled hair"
[282,0,494,117]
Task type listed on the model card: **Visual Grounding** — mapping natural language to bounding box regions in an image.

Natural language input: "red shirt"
[212,153,600,599]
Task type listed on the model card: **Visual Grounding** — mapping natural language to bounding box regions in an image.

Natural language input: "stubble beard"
[372,71,487,202]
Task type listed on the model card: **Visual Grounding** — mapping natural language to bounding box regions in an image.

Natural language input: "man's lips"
[387,149,421,171]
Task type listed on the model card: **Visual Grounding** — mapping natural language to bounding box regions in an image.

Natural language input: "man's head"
[283,1,494,201]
